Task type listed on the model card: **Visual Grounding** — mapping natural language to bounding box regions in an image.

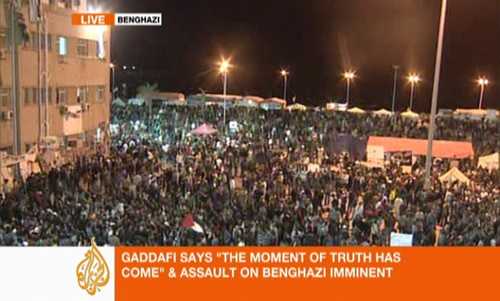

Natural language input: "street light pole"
[223,70,227,129]
[218,58,231,133]
[346,78,351,107]
[407,74,421,111]
[409,81,415,111]
[281,70,289,101]
[478,84,485,109]
[391,65,399,112]
[424,0,448,190]
[343,71,355,107]
[110,64,116,102]
[477,77,488,109]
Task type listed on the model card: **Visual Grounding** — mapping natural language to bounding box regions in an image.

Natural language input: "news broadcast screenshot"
[0,0,498,300]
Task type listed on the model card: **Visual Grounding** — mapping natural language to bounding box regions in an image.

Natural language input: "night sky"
[108,0,500,111]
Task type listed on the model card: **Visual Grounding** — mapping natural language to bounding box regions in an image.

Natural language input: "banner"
[367,145,384,166]
[1,247,499,300]
[390,233,413,246]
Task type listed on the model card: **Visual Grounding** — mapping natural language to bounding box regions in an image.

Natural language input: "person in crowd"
[0,103,498,247]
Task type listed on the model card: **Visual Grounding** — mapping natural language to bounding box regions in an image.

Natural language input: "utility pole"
[391,65,399,113]
[424,0,447,190]
[37,13,42,146]
[9,0,22,180]
[44,14,49,137]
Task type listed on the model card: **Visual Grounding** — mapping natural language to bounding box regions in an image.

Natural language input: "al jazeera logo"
[76,238,111,296]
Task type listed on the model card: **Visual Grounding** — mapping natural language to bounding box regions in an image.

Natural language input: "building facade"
[0,0,110,153]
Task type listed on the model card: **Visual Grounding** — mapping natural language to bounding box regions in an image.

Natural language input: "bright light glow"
[478,77,489,86]
[281,69,289,77]
[88,6,103,13]
[343,71,355,80]
[123,66,127,70]
[218,58,232,74]
[408,74,421,84]
[110,63,115,68]
[97,30,105,59]
[58,36,67,56]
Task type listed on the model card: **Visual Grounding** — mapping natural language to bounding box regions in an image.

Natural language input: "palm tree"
[137,82,159,117]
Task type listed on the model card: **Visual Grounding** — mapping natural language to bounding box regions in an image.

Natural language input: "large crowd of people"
[0,104,498,247]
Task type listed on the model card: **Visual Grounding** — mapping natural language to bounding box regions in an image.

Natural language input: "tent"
[261,98,287,110]
[347,107,366,114]
[238,96,263,108]
[191,124,218,136]
[373,109,393,116]
[401,110,419,119]
[112,97,126,107]
[478,152,499,170]
[287,103,307,111]
[439,167,471,185]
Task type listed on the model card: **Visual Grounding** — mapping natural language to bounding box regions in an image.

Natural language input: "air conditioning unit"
[0,49,7,60]
[1,111,13,121]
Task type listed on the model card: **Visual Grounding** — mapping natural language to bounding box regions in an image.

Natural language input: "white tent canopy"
[373,109,393,116]
[287,103,307,111]
[439,167,471,185]
[478,152,499,170]
[401,110,420,119]
[347,107,366,114]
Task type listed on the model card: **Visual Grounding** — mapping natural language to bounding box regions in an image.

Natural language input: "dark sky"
[108,0,500,111]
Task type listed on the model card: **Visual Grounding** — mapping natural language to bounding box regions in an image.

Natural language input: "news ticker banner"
[0,245,498,300]
[72,13,162,26]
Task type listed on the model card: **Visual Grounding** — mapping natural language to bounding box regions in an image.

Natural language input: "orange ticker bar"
[72,13,115,26]
[115,247,500,301]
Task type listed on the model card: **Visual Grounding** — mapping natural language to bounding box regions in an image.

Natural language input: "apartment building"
[0,0,110,153]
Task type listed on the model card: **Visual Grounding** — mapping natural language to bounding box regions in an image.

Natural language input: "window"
[41,34,52,51]
[77,39,89,57]
[0,29,7,49]
[0,88,9,107]
[72,0,81,10]
[30,31,38,51]
[48,87,53,104]
[77,86,88,103]
[96,86,105,102]
[56,87,67,104]
[32,87,38,105]
[24,88,32,105]
[57,36,68,56]
[56,0,66,9]
[41,88,47,104]
[95,40,100,58]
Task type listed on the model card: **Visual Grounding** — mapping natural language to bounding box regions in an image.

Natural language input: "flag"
[181,214,204,234]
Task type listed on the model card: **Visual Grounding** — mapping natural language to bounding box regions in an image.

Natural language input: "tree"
[136,82,159,117]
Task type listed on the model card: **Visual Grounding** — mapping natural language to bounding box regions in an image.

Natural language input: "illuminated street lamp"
[343,71,355,107]
[280,69,289,101]
[477,77,489,109]
[407,73,421,111]
[218,58,232,131]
